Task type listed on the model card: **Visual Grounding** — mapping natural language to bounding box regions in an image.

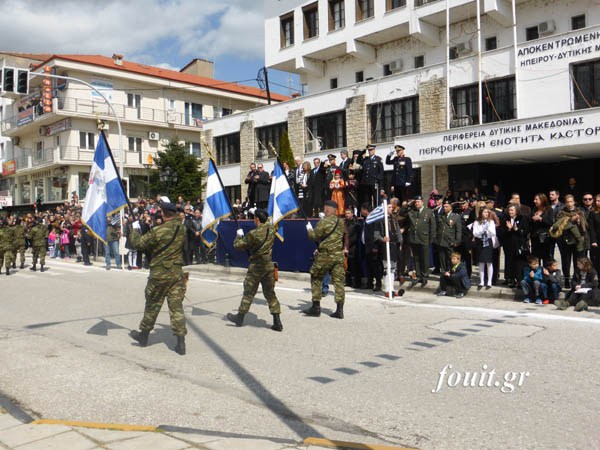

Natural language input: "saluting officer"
[436,200,462,273]
[303,200,348,319]
[357,144,383,209]
[407,195,436,287]
[129,200,188,355]
[386,144,413,202]
[227,209,283,332]
[28,217,49,272]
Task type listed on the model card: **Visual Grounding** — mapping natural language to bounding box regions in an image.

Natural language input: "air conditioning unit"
[38,126,47,136]
[538,20,555,36]
[456,41,472,56]
[389,59,403,73]
[148,132,160,141]
[305,139,321,153]
[450,116,473,128]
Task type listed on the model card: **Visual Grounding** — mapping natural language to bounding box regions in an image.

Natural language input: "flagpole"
[383,199,393,299]
[268,143,308,223]
[201,140,239,230]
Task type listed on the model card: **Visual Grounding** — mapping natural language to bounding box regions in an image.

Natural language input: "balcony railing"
[1,96,208,133]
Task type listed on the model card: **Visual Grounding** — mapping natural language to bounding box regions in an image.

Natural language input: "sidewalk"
[0,404,412,450]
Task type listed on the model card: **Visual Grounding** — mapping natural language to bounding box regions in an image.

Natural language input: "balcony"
[1,96,206,135]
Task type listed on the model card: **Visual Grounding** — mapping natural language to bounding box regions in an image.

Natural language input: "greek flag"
[201,158,232,246]
[81,132,128,244]
[366,203,385,224]
[267,159,299,241]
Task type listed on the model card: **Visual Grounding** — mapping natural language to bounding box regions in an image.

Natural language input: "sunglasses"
[583,198,593,201]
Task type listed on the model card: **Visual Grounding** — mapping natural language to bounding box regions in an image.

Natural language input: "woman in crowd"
[296,161,311,217]
[500,204,529,288]
[588,194,600,275]
[471,207,496,290]
[556,256,599,311]
[530,193,553,267]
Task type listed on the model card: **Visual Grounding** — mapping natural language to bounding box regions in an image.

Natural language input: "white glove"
[306,222,313,231]
[405,182,411,187]
[132,220,141,230]
[319,212,325,218]
[236,229,244,237]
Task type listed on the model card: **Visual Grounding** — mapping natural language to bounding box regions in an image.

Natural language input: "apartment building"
[0,53,287,208]
[200,0,600,202]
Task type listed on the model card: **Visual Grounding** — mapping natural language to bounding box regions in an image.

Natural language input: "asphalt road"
[1,258,599,450]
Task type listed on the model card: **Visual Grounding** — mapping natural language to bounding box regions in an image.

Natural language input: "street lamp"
[159,166,178,198]
[142,154,154,197]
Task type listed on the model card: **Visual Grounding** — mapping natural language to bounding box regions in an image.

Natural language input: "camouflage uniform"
[0,224,15,272]
[129,217,187,336]
[28,222,48,268]
[309,215,346,304]
[233,222,280,314]
[12,222,26,267]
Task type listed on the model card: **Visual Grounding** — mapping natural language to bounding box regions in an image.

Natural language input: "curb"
[31,419,157,432]
[304,437,416,449]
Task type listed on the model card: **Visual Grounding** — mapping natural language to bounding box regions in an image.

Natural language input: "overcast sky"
[0,0,299,95]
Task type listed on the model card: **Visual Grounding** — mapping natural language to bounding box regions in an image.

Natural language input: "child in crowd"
[521,255,543,304]
[48,228,57,258]
[542,258,563,304]
[435,252,471,298]
[557,257,599,311]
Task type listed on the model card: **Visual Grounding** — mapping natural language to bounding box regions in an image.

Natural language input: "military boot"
[40,265,45,272]
[330,303,344,319]
[30,264,37,272]
[302,301,321,317]
[555,299,569,310]
[575,300,588,312]
[11,262,16,269]
[227,312,245,327]
[19,262,24,269]
[271,314,283,332]
[129,329,149,347]
[5,268,9,276]
[174,336,186,355]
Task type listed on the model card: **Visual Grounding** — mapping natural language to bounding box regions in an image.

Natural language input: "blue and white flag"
[267,160,299,241]
[81,132,128,243]
[366,203,385,224]
[201,158,233,246]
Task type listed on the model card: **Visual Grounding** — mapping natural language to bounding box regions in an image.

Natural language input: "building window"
[222,108,232,117]
[224,185,241,206]
[525,25,539,41]
[128,137,142,152]
[79,131,95,149]
[451,83,479,126]
[330,78,338,89]
[356,0,374,21]
[127,93,141,108]
[482,76,516,123]
[572,59,600,109]
[168,99,175,110]
[214,133,241,166]
[188,142,201,158]
[355,71,364,83]
[414,55,424,68]
[449,46,459,60]
[415,0,439,5]
[329,0,345,31]
[383,64,392,76]
[485,36,497,51]
[369,96,419,143]
[307,111,346,150]
[184,102,203,127]
[387,0,406,11]
[256,122,288,158]
[571,14,586,30]
[280,12,294,47]
[303,3,319,40]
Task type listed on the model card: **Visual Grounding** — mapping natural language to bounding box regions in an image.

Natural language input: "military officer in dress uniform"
[129,200,188,355]
[407,195,436,287]
[303,200,348,319]
[227,209,282,331]
[357,144,383,209]
[28,217,48,272]
[436,200,462,273]
[386,144,413,202]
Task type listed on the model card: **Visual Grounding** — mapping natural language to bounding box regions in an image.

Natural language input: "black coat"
[308,164,327,210]
[530,208,553,243]
[244,170,258,203]
[499,215,529,255]
[589,210,600,246]
[338,158,351,180]
[254,170,271,203]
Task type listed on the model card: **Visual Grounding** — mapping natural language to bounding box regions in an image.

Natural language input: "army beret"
[413,195,423,201]
[327,154,336,159]
[324,200,338,209]
[159,201,178,212]
[394,144,405,150]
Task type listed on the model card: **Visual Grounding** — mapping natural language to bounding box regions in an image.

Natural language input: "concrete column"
[345,94,367,150]
[287,109,305,159]
[239,120,255,187]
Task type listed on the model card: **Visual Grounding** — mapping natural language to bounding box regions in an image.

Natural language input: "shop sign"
[17,107,34,126]
[45,118,72,136]
[0,196,13,207]
[2,160,16,176]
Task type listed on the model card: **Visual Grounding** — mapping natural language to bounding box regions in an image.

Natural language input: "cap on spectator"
[394,144,405,150]
[327,154,336,160]
[413,195,423,201]
[334,169,342,176]
[324,200,338,209]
